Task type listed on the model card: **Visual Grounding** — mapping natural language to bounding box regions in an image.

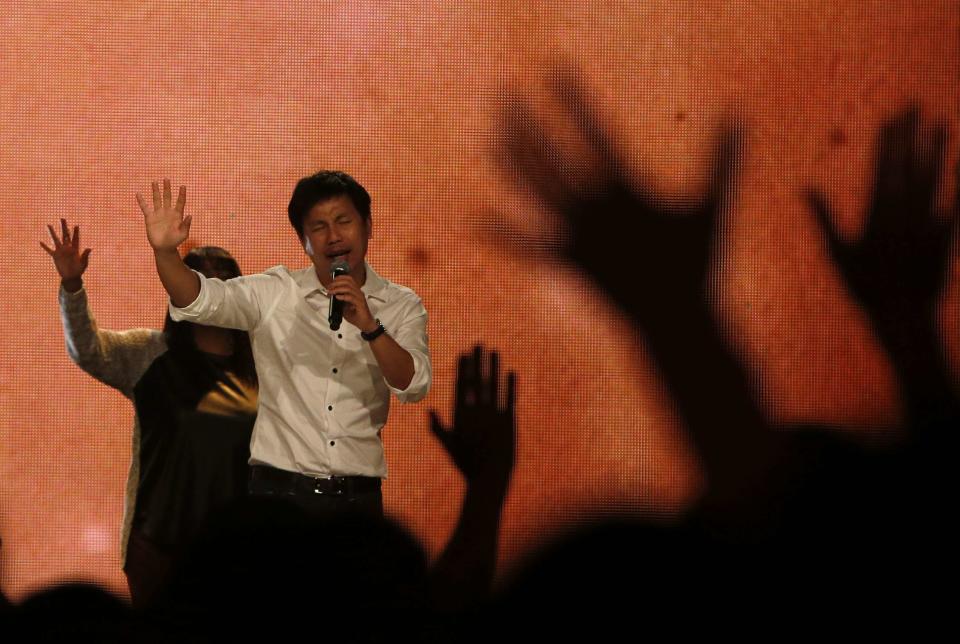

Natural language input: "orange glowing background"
[0,1,957,600]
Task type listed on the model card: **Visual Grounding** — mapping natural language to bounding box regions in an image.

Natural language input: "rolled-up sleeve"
[387,296,431,403]
[169,270,271,331]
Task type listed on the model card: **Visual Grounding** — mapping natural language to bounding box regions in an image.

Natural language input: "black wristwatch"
[361,319,386,341]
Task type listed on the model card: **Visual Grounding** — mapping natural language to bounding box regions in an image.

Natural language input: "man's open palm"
[137,178,190,251]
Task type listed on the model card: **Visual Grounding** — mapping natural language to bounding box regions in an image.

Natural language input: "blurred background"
[0,1,957,600]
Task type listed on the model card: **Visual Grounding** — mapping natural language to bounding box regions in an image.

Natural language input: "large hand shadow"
[500,68,739,330]
[808,109,959,430]
[499,70,782,533]
[498,70,957,547]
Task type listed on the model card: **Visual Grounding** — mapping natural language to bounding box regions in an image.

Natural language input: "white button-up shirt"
[169,262,431,478]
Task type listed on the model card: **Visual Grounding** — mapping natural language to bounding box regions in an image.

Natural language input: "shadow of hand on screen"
[499,70,789,535]
[786,109,960,556]
[496,73,956,611]
[428,345,516,613]
[500,68,738,329]
[807,109,959,431]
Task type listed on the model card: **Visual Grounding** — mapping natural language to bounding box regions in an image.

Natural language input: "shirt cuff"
[168,270,207,321]
[388,349,431,402]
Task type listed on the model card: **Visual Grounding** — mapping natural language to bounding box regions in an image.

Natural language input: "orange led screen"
[0,1,957,600]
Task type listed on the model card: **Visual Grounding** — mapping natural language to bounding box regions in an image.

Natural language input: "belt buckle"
[313,475,346,496]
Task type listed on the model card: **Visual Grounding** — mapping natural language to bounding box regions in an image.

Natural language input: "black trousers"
[247,464,384,520]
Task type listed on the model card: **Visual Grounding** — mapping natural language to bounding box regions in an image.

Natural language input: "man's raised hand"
[41,218,91,292]
[137,179,190,252]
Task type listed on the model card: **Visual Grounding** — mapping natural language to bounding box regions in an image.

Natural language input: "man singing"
[138,171,431,517]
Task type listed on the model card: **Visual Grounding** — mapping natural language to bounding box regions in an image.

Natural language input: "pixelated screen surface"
[0,1,957,600]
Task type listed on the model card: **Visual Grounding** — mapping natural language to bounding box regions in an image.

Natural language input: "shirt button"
[337,333,343,339]
[332,368,338,374]
[327,405,333,411]
[330,440,336,446]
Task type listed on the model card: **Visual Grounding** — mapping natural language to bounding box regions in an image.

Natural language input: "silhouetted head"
[12,583,133,640]
[157,498,428,641]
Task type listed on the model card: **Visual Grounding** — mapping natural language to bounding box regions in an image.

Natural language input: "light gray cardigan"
[59,285,167,565]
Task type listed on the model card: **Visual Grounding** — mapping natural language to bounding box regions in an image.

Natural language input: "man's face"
[301,194,371,285]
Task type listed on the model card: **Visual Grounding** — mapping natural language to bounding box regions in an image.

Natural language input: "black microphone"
[328,259,350,330]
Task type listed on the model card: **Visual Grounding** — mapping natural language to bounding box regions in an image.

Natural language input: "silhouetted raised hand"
[810,111,952,321]
[430,345,516,494]
[429,345,517,613]
[808,109,959,425]
[499,76,957,563]
[502,68,740,328]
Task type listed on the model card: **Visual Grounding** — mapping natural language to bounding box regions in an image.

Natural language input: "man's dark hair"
[163,246,258,386]
[287,170,371,239]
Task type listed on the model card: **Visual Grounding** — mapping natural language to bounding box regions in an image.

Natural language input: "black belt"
[249,465,381,496]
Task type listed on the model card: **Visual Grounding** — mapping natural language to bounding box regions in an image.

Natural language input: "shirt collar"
[297,262,389,303]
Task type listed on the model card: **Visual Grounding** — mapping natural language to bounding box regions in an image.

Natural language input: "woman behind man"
[42,219,258,608]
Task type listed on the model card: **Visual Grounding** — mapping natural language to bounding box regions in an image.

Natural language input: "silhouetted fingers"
[933,219,960,288]
[505,371,516,414]
[473,210,563,262]
[872,110,917,220]
[455,353,472,409]
[898,108,922,183]
[488,350,499,408]
[915,122,948,216]
[80,248,92,268]
[72,225,81,249]
[472,345,484,404]
[953,153,960,207]
[549,65,584,109]
[430,410,468,472]
[163,178,172,211]
[806,189,848,267]
[428,410,448,442]
[874,119,902,200]
[60,218,70,244]
[502,98,579,215]
[706,125,743,216]
[951,159,960,229]
[39,241,55,256]
[920,122,947,178]
[927,134,957,268]
[550,65,622,177]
